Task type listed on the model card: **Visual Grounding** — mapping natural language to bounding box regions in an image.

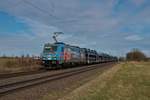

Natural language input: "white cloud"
[131,0,146,6]
[0,0,150,56]
[125,35,143,41]
[23,18,60,37]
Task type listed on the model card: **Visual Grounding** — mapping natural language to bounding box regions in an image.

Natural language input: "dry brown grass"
[59,62,150,100]
[0,57,42,74]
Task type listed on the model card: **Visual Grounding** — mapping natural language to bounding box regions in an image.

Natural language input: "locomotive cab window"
[43,46,57,53]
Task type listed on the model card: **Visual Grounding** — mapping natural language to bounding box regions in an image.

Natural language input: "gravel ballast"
[0,63,115,100]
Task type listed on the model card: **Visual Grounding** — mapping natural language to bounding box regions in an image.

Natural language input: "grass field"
[0,57,42,74]
[60,62,150,100]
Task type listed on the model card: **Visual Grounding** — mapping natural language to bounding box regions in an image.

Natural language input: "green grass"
[61,62,150,100]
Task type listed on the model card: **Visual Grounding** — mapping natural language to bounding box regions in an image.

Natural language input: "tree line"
[126,49,148,61]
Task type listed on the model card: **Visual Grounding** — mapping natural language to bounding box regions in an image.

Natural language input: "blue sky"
[0,0,150,57]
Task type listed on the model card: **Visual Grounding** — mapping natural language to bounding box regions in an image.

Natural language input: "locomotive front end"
[42,43,64,68]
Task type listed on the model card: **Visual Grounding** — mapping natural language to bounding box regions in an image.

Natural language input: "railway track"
[0,69,47,79]
[0,63,114,96]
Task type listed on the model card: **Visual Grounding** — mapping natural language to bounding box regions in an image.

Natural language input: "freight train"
[41,42,118,68]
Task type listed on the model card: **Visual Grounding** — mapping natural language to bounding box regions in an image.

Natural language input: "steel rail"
[0,63,114,96]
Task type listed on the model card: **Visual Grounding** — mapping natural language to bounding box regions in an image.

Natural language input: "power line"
[22,0,81,23]
[22,0,59,20]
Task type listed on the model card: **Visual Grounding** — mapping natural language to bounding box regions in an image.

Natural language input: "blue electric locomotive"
[42,42,65,67]
[42,42,85,68]
[41,33,118,68]
[41,42,117,68]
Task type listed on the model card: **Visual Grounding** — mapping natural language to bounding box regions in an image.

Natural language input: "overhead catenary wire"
[22,0,81,23]
[22,0,59,20]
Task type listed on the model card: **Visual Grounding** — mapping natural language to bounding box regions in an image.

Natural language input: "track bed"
[0,63,116,100]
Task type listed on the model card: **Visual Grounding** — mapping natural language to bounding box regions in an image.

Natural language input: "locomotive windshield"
[43,45,57,53]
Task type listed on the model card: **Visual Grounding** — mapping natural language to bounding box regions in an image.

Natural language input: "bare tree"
[126,49,147,61]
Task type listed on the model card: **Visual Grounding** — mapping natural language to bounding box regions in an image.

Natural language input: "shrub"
[126,49,147,61]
